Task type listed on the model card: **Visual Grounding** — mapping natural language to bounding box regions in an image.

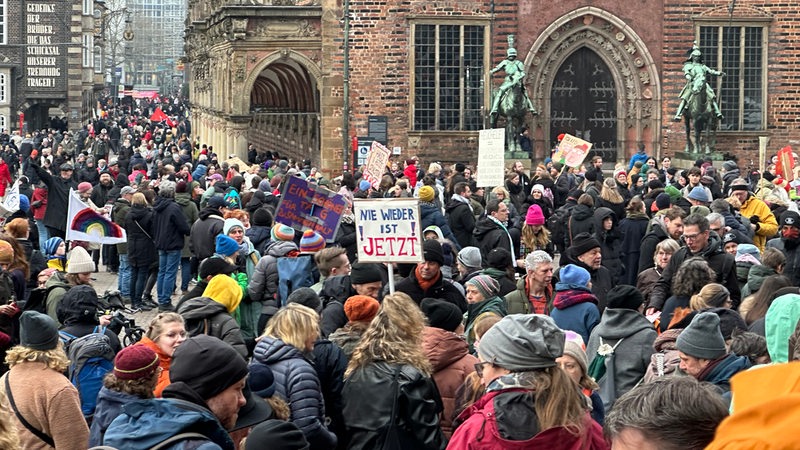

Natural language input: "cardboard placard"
[354,198,423,263]
[274,176,347,241]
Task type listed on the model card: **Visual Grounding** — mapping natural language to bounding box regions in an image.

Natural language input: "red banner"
[777,146,795,181]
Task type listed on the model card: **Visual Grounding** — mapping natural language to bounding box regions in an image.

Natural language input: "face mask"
[782,227,800,240]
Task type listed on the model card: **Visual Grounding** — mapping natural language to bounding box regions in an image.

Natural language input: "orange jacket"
[138,337,173,397]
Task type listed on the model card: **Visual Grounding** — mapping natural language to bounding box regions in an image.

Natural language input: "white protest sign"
[354,198,423,263]
[477,128,505,187]
[363,141,392,188]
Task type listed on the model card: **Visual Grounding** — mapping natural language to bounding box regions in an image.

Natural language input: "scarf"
[452,193,473,212]
[415,265,441,292]
[488,216,516,263]
[486,371,539,393]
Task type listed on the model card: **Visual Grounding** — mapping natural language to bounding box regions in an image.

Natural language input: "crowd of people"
[0,100,797,449]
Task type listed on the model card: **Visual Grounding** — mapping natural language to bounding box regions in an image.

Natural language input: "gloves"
[749,215,760,224]
[233,272,248,294]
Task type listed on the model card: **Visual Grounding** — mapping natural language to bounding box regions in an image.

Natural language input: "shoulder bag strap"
[4,374,56,447]
[149,432,209,450]
[380,367,403,450]
[134,219,153,240]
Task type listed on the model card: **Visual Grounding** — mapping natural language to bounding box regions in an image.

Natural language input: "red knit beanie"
[114,345,160,380]
[344,295,380,323]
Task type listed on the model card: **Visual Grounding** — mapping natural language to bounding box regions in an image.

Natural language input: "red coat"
[31,187,48,220]
[448,389,608,450]
[404,163,418,187]
[0,161,11,197]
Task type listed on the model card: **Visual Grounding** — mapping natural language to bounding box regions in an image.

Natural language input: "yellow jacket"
[739,195,778,252]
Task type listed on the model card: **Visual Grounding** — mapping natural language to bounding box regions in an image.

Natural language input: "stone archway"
[523,7,661,163]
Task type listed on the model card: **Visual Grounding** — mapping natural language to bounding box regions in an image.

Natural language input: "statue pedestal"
[505,150,532,163]
[672,151,724,169]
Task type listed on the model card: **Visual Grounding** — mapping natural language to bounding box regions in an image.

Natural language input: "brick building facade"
[186,0,797,175]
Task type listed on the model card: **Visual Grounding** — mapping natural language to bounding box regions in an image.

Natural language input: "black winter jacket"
[342,361,446,450]
[178,296,247,358]
[190,207,225,261]
[558,248,614,313]
[394,272,468,312]
[567,204,595,245]
[33,164,78,231]
[312,339,348,449]
[445,198,475,249]
[473,216,513,266]
[318,275,357,337]
[593,207,623,284]
[123,204,157,267]
[638,220,669,273]
[152,196,190,251]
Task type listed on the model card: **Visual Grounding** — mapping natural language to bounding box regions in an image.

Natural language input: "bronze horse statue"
[681,75,717,154]
[490,83,530,152]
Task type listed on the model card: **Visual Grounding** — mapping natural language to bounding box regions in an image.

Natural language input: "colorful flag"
[66,189,127,244]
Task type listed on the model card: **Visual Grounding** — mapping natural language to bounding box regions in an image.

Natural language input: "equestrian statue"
[489,35,536,152]
[674,42,725,154]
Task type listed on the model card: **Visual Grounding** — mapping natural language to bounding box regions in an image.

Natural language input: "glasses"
[474,361,492,377]
[681,232,706,242]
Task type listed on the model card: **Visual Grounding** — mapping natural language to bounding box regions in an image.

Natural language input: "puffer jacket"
[343,361,445,450]
[247,240,298,317]
[445,197,476,249]
[177,297,247,358]
[252,337,337,450]
[741,264,778,299]
[550,288,600,344]
[89,387,140,446]
[422,327,478,439]
[189,207,225,261]
[420,201,461,249]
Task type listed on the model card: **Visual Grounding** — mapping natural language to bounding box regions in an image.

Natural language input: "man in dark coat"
[556,233,614,313]
[189,195,226,263]
[638,207,685,272]
[446,182,476,249]
[767,210,800,286]
[32,162,78,239]
[473,199,515,266]
[152,180,191,311]
[395,239,467,312]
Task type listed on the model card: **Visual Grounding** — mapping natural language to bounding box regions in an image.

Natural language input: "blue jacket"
[419,202,461,250]
[628,152,649,171]
[252,337,337,450]
[89,387,140,447]
[103,398,234,450]
[701,353,751,404]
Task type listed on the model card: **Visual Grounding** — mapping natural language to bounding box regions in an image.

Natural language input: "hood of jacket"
[103,398,232,450]
[765,293,800,363]
[177,296,228,321]
[652,328,682,352]
[746,264,776,291]
[422,326,471,372]
[199,206,224,221]
[266,239,298,258]
[175,191,193,207]
[473,216,503,241]
[252,335,307,366]
[571,203,594,221]
[701,353,752,385]
[594,308,654,340]
[445,197,470,214]
[320,275,357,303]
[152,196,174,213]
[593,207,617,239]
[126,204,151,222]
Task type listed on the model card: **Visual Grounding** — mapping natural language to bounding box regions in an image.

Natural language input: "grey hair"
[705,213,724,228]
[652,238,680,265]
[605,377,728,450]
[525,250,553,272]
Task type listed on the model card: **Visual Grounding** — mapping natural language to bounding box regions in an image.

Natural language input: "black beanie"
[567,189,584,201]
[422,239,445,265]
[286,287,322,313]
[19,311,59,350]
[667,167,678,176]
[648,179,664,190]
[349,263,384,284]
[780,210,800,228]
[706,307,747,340]
[568,232,601,258]
[252,208,274,227]
[763,171,776,182]
[585,170,598,182]
[163,335,248,402]
[199,256,239,279]
[606,285,644,310]
[245,420,309,450]
[486,248,512,270]
[420,298,463,332]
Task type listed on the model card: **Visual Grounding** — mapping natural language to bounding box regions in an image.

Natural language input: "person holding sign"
[394,240,468,313]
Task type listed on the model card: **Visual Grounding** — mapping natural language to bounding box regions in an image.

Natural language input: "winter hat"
[688,186,710,203]
[271,223,296,242]
[613,169,627,179]
[486,248,512,270]
[164,335,248,402]
[4,219,28,239]
[780,210,800,228]
[249,363,276,398]
[568,232,601,258]
[531,184,545,194]
[423,225,444,240]
[258,179,272,192]
[42,237,64,258]
[722,160,738,172]
[736,244,761,262]
[420,297,463,332]
[77,182,93,193]
[478,314,564,371]
[114,345,160,380]
[215,234,239,257]
[562,331,589,375]
[722,232,740,245]
[349,263,383,285]
[18,195,30,213]
[286,287,322,313]
[245,420,309,450]
[555,264,590,291]
[676,312,727,360]
[202,274,243,313]
[207,195,226,209]
[665,185,682,202]
[252,208,274,227]
[198,256,238,279]
[418,185,435,203]
[299,230,325,253]
[422,239,445,265]
[0,240,13,265]
[655,193,671,210]
[223,218,245,235]
[67,246,95,273]
[729,178,750,192]
[567,189,584,201]
[56,285,100,325]
[584,170,598,182]
[19,311,59,350]
[706,307,747,340]
[344,295,380,323]
[175,181,188,193]
[466,275,501,300]
[358,179,371,191]
[525,204,546,226]
[630,174,641,186]
[606,285,645,310]
[457,246,482,270]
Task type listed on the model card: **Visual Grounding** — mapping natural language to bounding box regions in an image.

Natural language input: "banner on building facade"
[477,128,505,187]
[353,198,423,263]
[362,141,392,188]
[274,176,346,241]
[554,133,593,168]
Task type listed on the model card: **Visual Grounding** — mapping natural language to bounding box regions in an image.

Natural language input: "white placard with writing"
[354,198,423,263]
[477,128,505,187]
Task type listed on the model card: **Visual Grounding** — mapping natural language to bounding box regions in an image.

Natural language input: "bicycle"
[98,290,146,347]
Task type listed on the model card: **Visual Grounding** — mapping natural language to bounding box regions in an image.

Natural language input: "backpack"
[587,337,624,382]
[59,329,115,420]
[21,276,71,314]
[276,254,318,306]
[547,206,572,254]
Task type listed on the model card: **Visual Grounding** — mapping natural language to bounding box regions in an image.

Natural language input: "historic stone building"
[186,0,798,174]
[0,0,101,131]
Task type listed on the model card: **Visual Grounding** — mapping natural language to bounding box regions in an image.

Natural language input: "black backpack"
[21,273,70,314]
[548,205,572,255]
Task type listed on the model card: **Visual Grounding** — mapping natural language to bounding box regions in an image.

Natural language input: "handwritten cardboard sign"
[363,141,392,188]
[555,133,593,168]
[354,198,423,263]
[274,176,347,241]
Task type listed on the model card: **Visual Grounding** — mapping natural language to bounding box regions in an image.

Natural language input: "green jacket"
[504,276,554,315]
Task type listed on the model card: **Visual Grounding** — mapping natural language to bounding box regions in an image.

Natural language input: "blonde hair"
[264,304,320,351]
[600,178,624,204]
[146,312,185,341]
[515,367,589,434]
[690,283,730,311]
[131,192,148,206]
[491,186,510,200]
[521,223,551,253]
[346,292,432,377]
[0,388,19,449]
[5,344,69,373]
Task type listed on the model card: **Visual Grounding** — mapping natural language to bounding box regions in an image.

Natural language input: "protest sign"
[275,176,347,241]
[777,146,795,182]
[66,189,127,244]
[354,198,423,263]
[0,180,20,216]
[556,134,593,168]
[477,128,505,187]
[363,141,392,188]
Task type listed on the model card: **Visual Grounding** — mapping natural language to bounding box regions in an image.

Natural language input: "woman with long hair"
[124,192,158,311]
[137,312,187,397]
[448,315,605,448]
[519,204,554,260]
[342,292,445,449]
[598,177,625,220]
[740,274,793,325]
